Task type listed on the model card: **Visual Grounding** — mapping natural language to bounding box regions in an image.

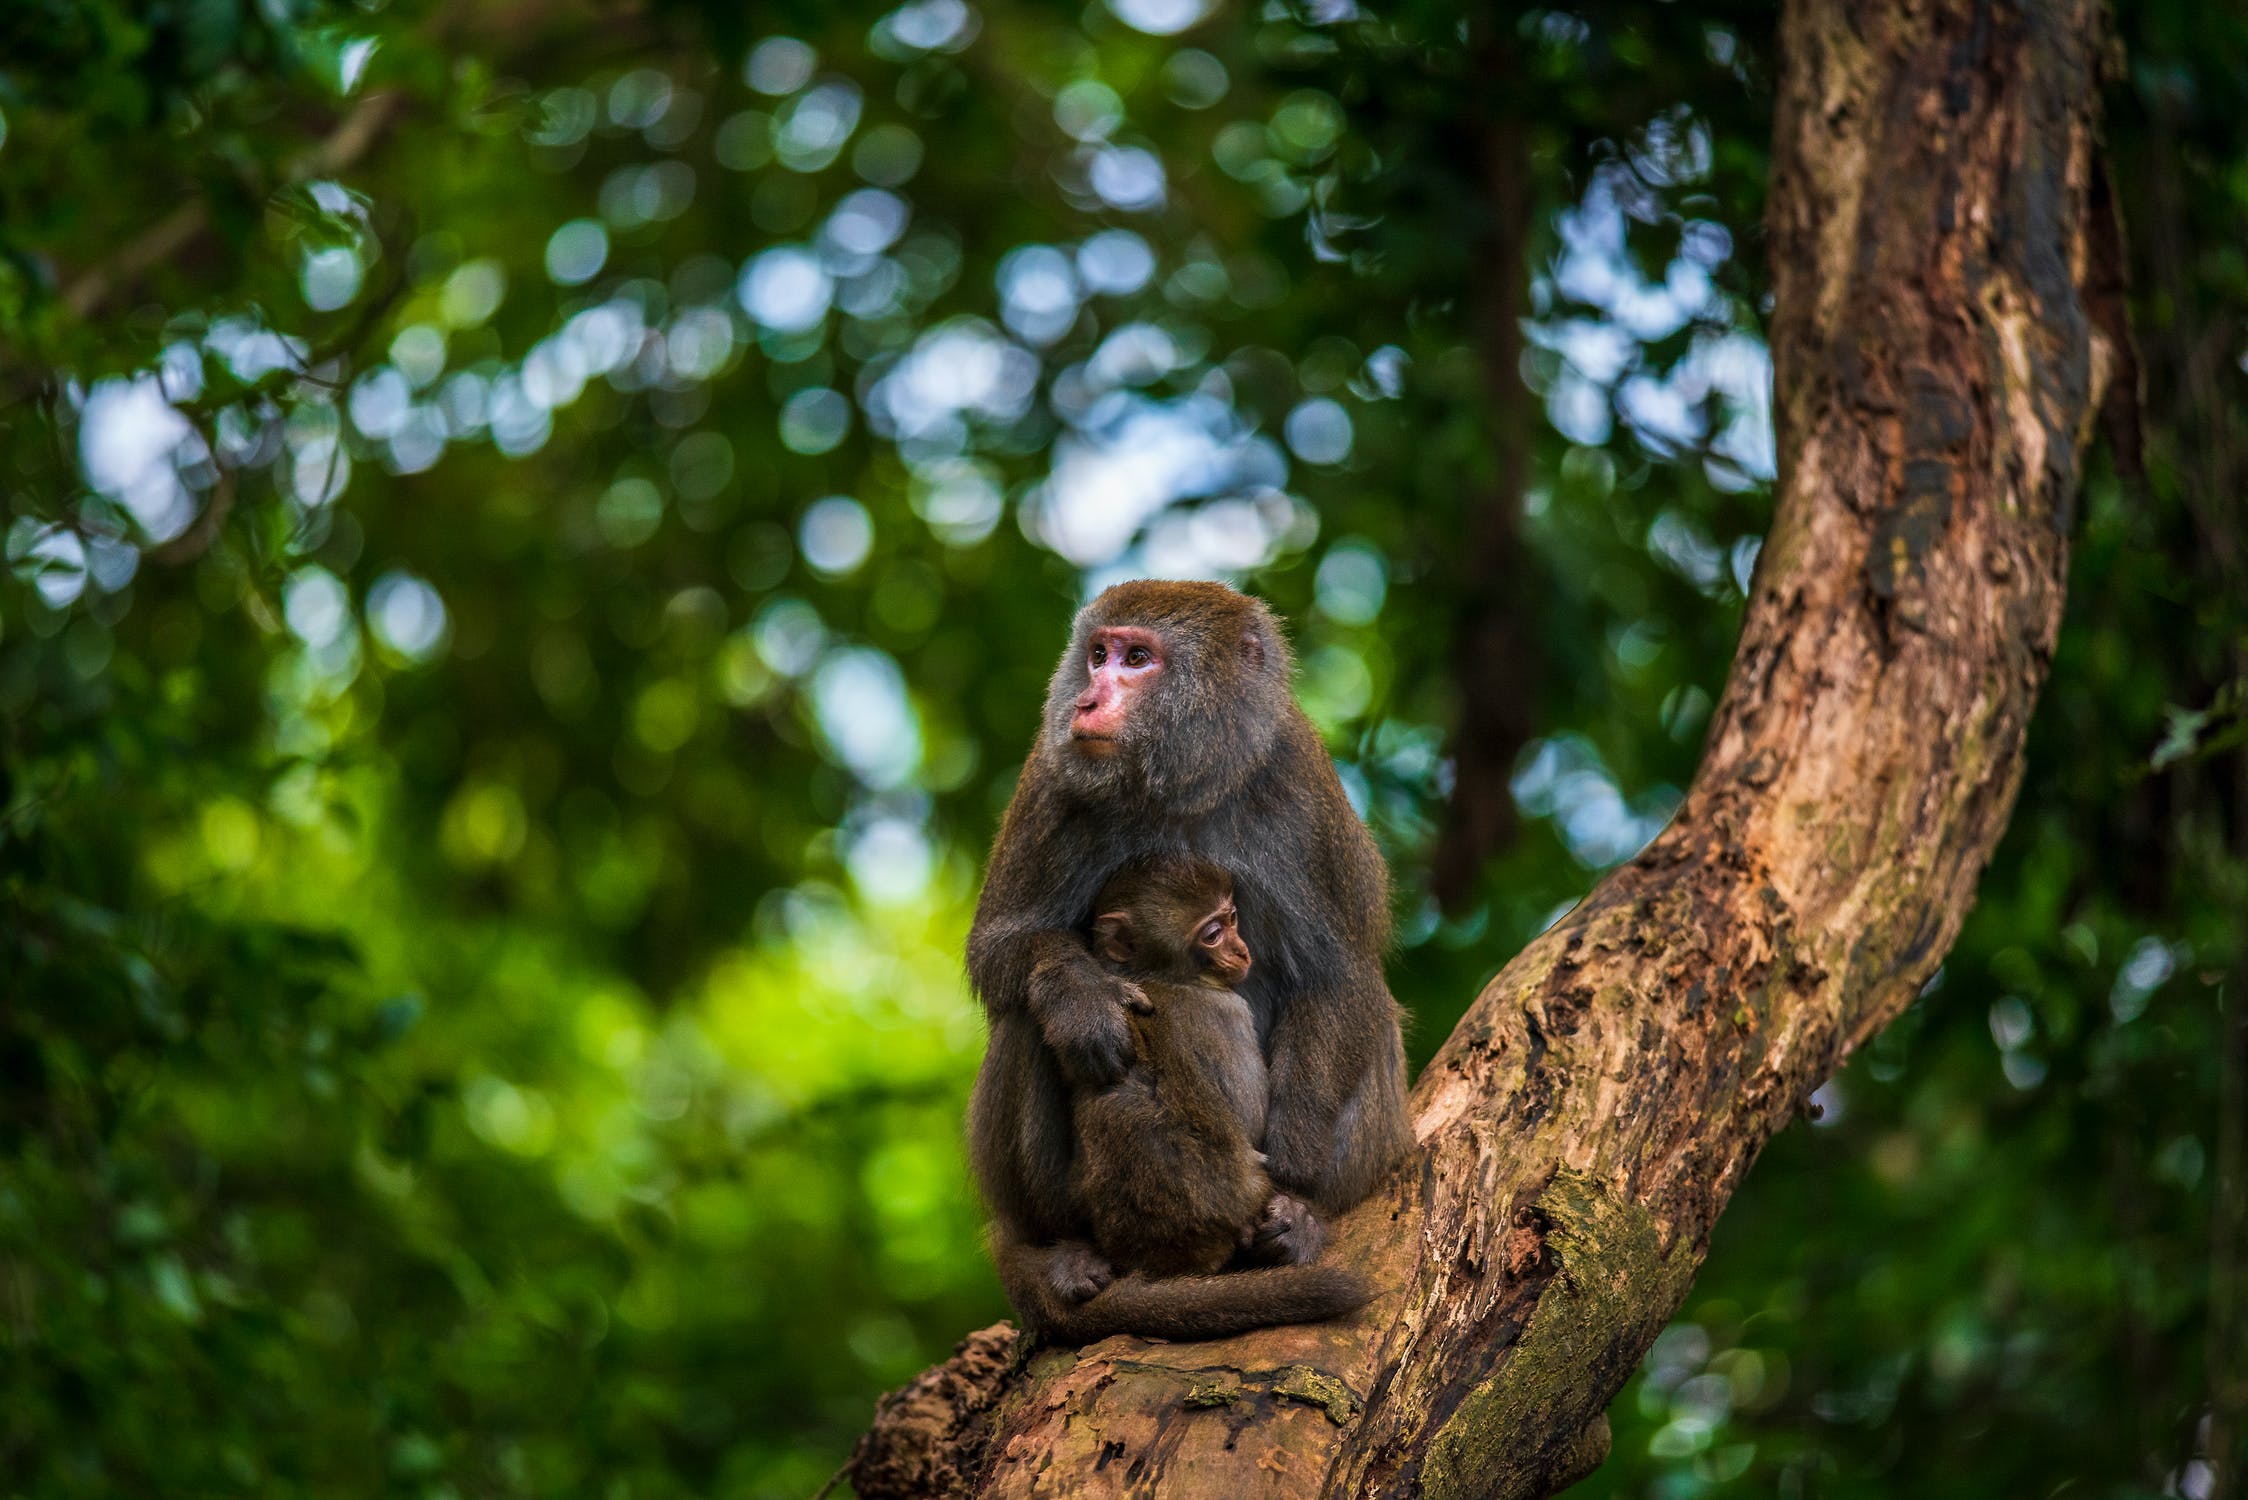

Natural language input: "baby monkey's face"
[1088,861,1253,989]
[1190,892,1252,988]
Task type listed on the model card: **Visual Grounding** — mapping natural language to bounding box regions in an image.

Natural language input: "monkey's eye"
[1089,644,1106,667]
[1124,645,1152,668]
[1199,920,1224,945]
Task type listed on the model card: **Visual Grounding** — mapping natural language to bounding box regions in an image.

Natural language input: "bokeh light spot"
[1076,230,1155,296]
[546,219,609,285]
[284,567,351,649]
[852,123,924,186]
[1284,397,1353,465]
[301,245,364,310]
[1106,0,1210,36]
[800,496,874,576]
[366,571,448,663]
[1314,540,1387,624]
[745,37,817,96]
[810,648,921,788]
[1054,80,1124,143]
[739,247,834,333]
[439,260,506,328]
[779,388,853,454]
[1089,146,1166,212]
[1162,49,1229,108]
[597,477,666,547]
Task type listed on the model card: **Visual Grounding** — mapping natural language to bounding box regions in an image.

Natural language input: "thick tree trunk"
[849,1,2119,1494]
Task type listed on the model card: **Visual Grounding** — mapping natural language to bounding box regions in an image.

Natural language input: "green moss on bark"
[1418,1169,1695,1500]
[1273,1365,1362,1425]
[1184,1376,1240,1408]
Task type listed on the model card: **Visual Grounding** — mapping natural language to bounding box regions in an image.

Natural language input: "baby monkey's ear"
[1091,911,1136,964]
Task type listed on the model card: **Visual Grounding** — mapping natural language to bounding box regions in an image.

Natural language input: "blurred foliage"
[0,1,2238,1496]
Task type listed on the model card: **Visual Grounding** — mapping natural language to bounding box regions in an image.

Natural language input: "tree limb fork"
[850,2,2120,1493]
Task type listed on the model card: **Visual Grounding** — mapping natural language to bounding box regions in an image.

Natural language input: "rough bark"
[849,1,2119,1493]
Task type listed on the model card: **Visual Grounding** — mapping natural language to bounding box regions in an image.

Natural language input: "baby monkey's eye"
[1199,920,1224,945]
[1125,646,1151,668]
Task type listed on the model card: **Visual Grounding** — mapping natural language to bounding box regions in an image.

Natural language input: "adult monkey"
[967,579,1411,1330]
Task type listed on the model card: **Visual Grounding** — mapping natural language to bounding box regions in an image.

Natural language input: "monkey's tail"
[1041,1264,1372,1345]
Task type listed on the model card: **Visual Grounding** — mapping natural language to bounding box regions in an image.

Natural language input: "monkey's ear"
[1091,911,1135,963]
[1241,628,1265,670]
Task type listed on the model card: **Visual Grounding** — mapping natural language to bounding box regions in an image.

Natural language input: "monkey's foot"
[1250,1194,1325,1266]
[1046,1241,1116,1303]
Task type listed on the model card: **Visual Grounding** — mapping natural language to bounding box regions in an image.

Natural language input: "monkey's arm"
[965,777,1138,1087]
[1025,935,1145,1088]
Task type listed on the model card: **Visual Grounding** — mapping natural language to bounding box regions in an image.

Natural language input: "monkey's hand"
[1027,955,1142,1087]
[1249,1193,1326,1266]
[1045,1240,1116,1304]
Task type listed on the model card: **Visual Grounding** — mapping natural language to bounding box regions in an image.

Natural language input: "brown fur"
[1078,856,1269,1276]
[1033,857,1369,1341]
[965,581,1410,1340]
[991,1238,1371,1345]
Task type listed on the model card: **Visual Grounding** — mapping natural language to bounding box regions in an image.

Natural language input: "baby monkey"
[1023,855,1369,1343]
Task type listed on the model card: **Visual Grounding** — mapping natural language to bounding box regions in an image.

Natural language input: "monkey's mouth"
[1069,731,1121,757]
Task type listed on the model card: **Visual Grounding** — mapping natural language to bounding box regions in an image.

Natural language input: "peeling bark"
[849,1,2119,1493]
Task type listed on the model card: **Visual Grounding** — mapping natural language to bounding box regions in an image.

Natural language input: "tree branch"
[59,89,409,322]
[849,0,2120,1493]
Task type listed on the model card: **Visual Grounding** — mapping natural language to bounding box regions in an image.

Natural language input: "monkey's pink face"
[1070,626,1164,756]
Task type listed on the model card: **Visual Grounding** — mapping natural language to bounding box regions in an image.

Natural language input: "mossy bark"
[848,1,2121,1493]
